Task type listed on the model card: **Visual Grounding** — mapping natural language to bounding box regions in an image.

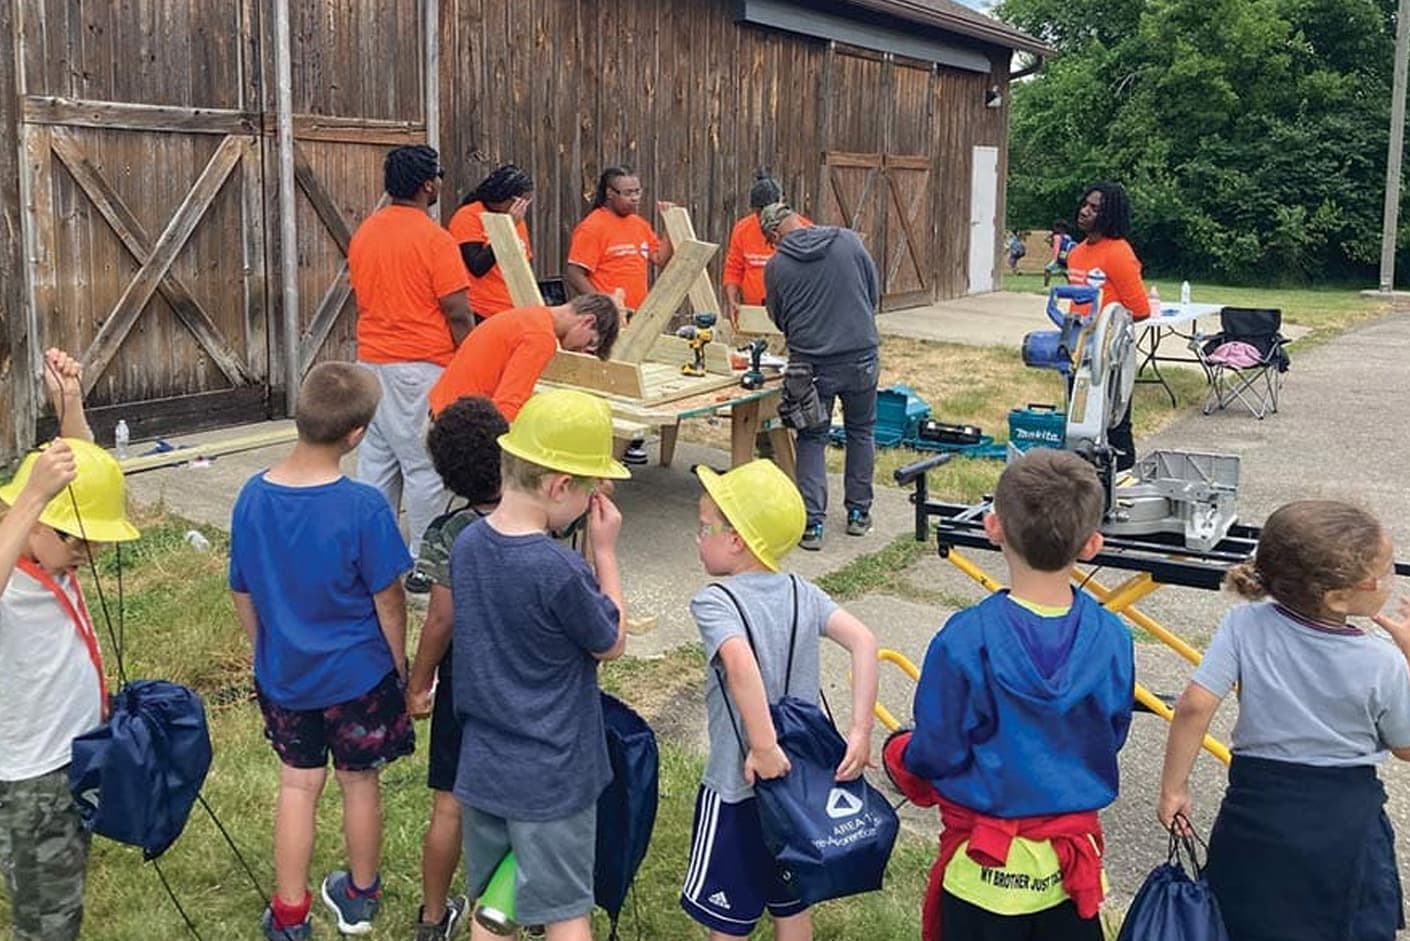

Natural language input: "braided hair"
[591,165,634,209]
[1078,181,1133,240]
[462,164,534,208]
[384,144,441,200]
[748,168,783,210]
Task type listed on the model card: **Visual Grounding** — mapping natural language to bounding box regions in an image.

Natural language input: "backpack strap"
[708,578,801,759]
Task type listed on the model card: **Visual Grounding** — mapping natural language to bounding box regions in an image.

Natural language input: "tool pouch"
[778,362,828,431]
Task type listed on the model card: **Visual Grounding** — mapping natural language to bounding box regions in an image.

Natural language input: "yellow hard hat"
[0,438,140,542]
[498,389,631,480]
[695,459,805,572]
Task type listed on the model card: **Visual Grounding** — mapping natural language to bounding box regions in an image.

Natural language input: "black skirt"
[1206,754,1403,941]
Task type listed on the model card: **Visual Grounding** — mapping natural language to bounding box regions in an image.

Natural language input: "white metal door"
[967,145,999,294]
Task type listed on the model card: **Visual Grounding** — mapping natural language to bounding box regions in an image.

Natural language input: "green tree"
[999,0,1409,283]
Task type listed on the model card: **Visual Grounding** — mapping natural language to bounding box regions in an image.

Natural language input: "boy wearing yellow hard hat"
[450,388,630,941]
[681,458,879,939]
[0,349,140,941]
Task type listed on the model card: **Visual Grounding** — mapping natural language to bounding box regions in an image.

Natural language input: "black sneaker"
[622,439,649,466]
[414,896,467,941]
[405,571,434,595]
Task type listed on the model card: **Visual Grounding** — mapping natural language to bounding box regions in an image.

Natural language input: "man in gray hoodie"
[761,201,880,550]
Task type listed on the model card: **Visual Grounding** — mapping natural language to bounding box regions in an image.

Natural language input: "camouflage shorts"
[0,766,91,941]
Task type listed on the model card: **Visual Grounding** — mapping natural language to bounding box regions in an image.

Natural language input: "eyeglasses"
[696,521,734,540]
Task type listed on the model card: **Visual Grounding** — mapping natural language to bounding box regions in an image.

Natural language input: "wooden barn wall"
[0,0,25,461]
[933,55,1010,299]
[439,0,828,291]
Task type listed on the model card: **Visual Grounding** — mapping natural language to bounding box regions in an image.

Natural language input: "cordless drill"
[740,337,768,390]
[676,311,717,377]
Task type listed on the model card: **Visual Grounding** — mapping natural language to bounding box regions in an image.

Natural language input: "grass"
[34,508,941,940]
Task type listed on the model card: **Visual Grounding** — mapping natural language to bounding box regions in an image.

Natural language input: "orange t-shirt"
[349,205,470,366]
[722,213,812,305]
[1066,237,1151,320]
[427,305,558,420]
[567,207,660,309]
[446,201,532,318]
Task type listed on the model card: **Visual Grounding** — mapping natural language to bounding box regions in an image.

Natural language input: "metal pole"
[274,0,300,413]
[1379,0,1410,293]
[425,0,441,223]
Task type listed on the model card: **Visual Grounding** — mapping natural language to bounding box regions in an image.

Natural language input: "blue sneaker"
[320,870,381,935]
[261,907,312,941]
[799,523,824,551]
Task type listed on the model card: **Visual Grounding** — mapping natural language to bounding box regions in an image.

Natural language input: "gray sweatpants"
[357,360,447,557]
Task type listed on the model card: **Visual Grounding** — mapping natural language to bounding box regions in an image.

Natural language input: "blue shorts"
[680,785,808,936]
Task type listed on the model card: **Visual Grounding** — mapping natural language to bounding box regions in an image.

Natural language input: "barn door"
[880,155,932,308]
[822,152,885,258]
[278,1,434,385]
[14,0,269,443]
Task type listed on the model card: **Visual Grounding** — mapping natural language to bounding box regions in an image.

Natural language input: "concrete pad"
[878,290,1310,351]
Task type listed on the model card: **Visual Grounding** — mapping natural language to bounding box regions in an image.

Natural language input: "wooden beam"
[48,129,255,387]
[424,0,440,224]
[290,114,426,145]
[613,238,717,364]
[661,205,731,343]
[18,123,56,444]
[299,263,353,374]
[736,304,782,336]
[2,0,35,461]
[118,426,298,475]
[22,96,258,135]
[82,135,246,393]
[539,350,645,398]
[482,211,544,308]
[275,2,300,409]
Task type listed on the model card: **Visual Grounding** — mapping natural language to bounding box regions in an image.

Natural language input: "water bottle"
[114,419,130,460]
[1180,280,1191,308]
[1148,285,1161,317]
[474,851,517,935]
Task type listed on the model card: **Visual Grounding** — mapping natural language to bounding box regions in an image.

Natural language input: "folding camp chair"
[1192,307,1290,419]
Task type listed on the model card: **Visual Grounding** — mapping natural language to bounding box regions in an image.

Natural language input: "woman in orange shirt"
[446,165,534,322]
[565,165,674,311]
[1065,181,1150,470]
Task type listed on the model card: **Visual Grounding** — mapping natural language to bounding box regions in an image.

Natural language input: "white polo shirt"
[0,566,104,781]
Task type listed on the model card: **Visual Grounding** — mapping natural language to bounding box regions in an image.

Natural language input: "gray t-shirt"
[1192,601,1410,766]
[692,572,838,801]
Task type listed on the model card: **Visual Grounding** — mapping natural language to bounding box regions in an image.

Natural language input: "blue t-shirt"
[905,591,1134,816]
[228,474,412,711]
[451,521,619,821]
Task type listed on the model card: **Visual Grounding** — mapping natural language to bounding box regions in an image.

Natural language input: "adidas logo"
[708,890,731,910]
[826,787,864,819]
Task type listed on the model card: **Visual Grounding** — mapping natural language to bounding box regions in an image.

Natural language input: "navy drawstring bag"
[714,577,899,908]
[1116,818,1230,941]
[69,680,213,860]
[594,692,659,940]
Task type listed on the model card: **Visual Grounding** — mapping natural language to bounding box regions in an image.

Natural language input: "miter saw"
[1019,285,1239,551]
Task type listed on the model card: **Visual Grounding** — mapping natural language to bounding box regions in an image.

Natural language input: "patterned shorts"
[257,671,415,772]
[0,766,91,941]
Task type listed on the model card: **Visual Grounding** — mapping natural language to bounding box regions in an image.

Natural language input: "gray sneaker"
[415,896,468,941]
[799,523,824,551]
[846,510,873,537]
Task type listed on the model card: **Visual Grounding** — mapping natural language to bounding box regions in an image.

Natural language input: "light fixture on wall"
[985,85,1003,109]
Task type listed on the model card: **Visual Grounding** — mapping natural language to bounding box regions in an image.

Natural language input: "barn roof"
[842,0,1053,57]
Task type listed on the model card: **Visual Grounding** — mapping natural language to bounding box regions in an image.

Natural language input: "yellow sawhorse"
[873,547,1231,766]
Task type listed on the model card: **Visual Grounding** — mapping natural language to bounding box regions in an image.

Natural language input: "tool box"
[1008,404,1066,452]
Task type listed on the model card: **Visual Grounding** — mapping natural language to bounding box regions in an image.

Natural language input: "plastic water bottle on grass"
[114,420,129,459]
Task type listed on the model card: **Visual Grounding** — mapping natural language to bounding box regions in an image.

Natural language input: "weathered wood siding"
[440,0,1010,308]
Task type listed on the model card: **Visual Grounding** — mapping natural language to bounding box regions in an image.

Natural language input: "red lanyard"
[16,558,108,704]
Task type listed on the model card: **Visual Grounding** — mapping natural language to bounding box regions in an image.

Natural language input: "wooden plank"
[736,304,782,336]
[613,237,717,364]
[274,0,299,408]
[47,128,255,387]
[298,263,353,375]
[647,334,732,375]
[2,0,34,460]
[539,350,644,398]
[37,386,270,447]
[293,142,353,255]
[22,95,258,134]
[731,398,762,467]
[118,425,298,475]
[81,134,245,393]
[661,204,731,343]
[19,123,56,435]
[824,150,884,168]
[482,210,543,307]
